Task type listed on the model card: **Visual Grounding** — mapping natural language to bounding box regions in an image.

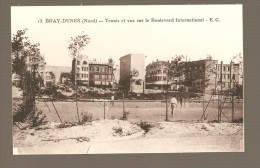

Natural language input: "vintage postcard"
[11,5,243,154]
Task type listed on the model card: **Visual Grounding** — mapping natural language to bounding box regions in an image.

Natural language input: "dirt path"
[13,120,243,154]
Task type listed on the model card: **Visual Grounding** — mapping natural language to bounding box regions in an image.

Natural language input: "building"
[113,64,120,84]
[185,58,243,94]
[71,55,89,85]
[25,55,46,84]
[216,61,243,92]
[45,66,71,85]
[185,58,218,94]
[89,58,114,88]
[145,60,170,90]
[120,53,146,93]
[45,71,55,87]
[60,72,71,84]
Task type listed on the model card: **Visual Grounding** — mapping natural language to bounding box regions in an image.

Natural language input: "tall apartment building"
[89,58,114,87]
[71,55,89,85]
[185,58,218,94]
[145,60,183,90]
[120,53,146,93]
[145,60,170,90]
[186,58,243,94]
[216,61,243,92]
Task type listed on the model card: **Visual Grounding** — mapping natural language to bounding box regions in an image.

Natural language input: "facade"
[145,60,170,90]
[71,55,89,85]
[120,53,146,93]
[60,72,71,84]
[185,58,218,94]
[186,58,243,94]
[113,64,120,84]
[45,71,55,87]
[216,62,243,92]
[89,58,114,88]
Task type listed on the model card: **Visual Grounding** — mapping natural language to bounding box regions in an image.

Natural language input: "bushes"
[80,112,93,124]
[232,118,243,123]
[113,126,123,135]
[138,121,152,133]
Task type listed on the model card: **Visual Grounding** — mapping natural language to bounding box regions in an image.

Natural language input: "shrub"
[80,112,93,124]
[232,118,243,123]
[113,126,123,135]
[138,121,152,133]
[29,108,47,127]
[120,111,129,120]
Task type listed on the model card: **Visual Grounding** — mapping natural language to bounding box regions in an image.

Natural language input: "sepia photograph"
[11,5,243,154]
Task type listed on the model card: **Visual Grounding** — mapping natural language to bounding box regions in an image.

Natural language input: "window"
[227,74,230,79]
[103,68,107,73]
[223,74,226,79]
[82,67,84,71]
[217,66,220,71]
[163,76,166,80]
[90,67,93,71]
[83,61,87,65]
[77,61,80,65]
[232,74,235,79]
[96,67,99,72]
[84,74,88,78]
[82,67,88,71]
[223,67,226,71]
[94,75,99,80]
[81,74,84,78]
[102,75,107,79]
[227,67,230,71]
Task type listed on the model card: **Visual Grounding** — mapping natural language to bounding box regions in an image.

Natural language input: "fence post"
[123,93,125,117]
[203,96,205,120]
[218,93,220,122]
[104,100,106,119]
[232,93,234,122]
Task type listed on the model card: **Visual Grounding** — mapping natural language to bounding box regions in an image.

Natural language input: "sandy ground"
[13,119,243,154]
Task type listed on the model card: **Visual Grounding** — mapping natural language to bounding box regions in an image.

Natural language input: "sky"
[11,5,243,67]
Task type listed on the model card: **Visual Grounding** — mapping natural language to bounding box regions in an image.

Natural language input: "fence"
[33,98,243,123]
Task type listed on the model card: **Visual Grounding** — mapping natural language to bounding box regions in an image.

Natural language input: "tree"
[12,29,43,122]
[68,32,90,59]
[68,32,90,85]
[168,55,217,94]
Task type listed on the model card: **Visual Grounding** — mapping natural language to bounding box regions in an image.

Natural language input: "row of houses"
[119,54,243,94]
[12,53,243,95]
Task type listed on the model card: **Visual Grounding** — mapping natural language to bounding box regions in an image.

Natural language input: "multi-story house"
[120,53,146,93]
[216,61,243,92]
[185,58,243,94]
[89,58,114,88]
[71,55,89,85]
[185,58,218,94]
[145,60,170,90]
